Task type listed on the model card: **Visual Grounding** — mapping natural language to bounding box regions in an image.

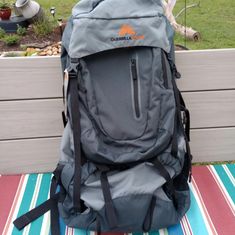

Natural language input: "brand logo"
[119,24,136,36]
[111,24,145,42]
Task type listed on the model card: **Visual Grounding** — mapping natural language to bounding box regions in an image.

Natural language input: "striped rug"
[0,164,234,235]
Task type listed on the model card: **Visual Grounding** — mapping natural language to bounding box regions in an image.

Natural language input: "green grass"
[37,0,235,50]
[37,0,78,19]
[173,0,235,49]
[193,161,235,166]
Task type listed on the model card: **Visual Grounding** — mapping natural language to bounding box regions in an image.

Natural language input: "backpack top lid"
[65,0,174,58]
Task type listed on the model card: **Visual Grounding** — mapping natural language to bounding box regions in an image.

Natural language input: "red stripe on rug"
[0,175,21,234]
[193,166,235,235]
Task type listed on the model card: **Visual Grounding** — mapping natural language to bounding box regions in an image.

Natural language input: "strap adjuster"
[68,58,81,80]
[68,70,78,80]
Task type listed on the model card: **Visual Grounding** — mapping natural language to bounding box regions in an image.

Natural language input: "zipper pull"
[172,64,181,79]
[131,59,137,80]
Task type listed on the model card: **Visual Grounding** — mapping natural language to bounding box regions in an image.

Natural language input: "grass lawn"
[37,0,78,19]
[37,0,235,50]
[173,0,235,49]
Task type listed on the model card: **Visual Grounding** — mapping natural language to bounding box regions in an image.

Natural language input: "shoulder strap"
[67,58,86,213]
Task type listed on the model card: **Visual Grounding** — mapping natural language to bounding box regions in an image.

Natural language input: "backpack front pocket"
[81,47,163,141]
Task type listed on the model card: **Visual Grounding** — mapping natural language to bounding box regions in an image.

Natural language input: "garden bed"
[0,25,61,53]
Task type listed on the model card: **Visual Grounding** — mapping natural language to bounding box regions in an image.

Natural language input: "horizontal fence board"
[183,90,235,129]
[191,127,235,163]
[176,49,235,91]
[0,57,63,100]
[1,89,232,140]
[0,137,60,174]
[0,99,64,140]
[1,128,235,174]
[0,49,235,101]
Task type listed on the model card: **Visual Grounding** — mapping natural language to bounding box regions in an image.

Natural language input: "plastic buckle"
[68,58,81,80]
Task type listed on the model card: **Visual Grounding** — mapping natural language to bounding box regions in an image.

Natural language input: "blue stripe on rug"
[185,186,208,235]
[12,174,38,235]
[168,223,183,235]
[29,174,51,235]
[73,228,89,235]
[213,165,235,203]
[226,164,235,177]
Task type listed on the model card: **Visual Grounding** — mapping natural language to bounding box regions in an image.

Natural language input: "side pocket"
[150,186,190,231]
[59,163,98,229]
[58,201,96,228]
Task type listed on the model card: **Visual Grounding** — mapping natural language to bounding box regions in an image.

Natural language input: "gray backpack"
[14,0,192,234]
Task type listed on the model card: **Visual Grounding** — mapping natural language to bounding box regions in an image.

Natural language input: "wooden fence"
[0,49,235,174]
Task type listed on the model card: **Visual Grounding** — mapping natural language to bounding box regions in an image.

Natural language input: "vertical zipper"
[131,58,140,118]
[161,50,169,89]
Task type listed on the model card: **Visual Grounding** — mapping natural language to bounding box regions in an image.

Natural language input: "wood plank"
[176,49,235,91]
[0,57,63,100]
[0,99,64,140]
[1,127,235,174]
[183,90,235,129]
[0,49,234,101]
[0,90,234,141]
[0,137,60,174]
[191,127,235,163]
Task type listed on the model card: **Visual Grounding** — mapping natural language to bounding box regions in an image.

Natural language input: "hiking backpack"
[14,0,192,234]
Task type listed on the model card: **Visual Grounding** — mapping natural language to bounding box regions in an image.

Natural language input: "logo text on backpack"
[111,24,145,42]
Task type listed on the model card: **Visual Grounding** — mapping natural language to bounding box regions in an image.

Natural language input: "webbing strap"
[172,78,191,147]
[185,109,190,141]
[171,75,182,158]
[68,63,83,213]
[171,67,192,181]
[143,195,156,232]
[142,159,174,231]
[13,165,64,234]
[171,88,191,157]
[152,158,176,200]
[163,52,189,159]
[100,172,118,229]
[13,192,59,231]
[50,177,61,235]
[62,111,67,127]
[96,214,102,235]
[171,66,190,140]
[179,90,191,141]
[151,158,171,183]
[171,111,178,158]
